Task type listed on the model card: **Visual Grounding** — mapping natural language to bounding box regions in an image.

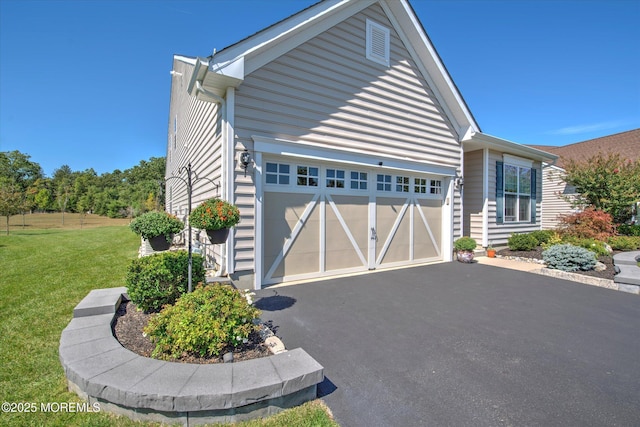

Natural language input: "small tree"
[562,153,640,223]
[0,179,23,235]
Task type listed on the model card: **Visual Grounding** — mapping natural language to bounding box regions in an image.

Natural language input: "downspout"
[195,80,229,276]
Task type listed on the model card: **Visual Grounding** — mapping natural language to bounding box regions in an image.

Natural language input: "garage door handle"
[370,227,377,241]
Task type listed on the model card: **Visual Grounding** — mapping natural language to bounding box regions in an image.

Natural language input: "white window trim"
[503,164,532,223]
[366,19,390,67]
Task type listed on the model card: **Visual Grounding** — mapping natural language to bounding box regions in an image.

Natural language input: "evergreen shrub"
[126,250,205,312]
[608,236,640,251]
[618,224,640,237]
[542,244,597,272]
[507,233,538,251]
[145,284,261,359]
[530,230,555,245]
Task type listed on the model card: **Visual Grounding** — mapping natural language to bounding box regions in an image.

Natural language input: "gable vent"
[366,19,390,67]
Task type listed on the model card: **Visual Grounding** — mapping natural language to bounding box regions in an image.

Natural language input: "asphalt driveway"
[255,262,640,427]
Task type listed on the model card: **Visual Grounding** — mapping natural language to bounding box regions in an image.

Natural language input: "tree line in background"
[0,150,166,227]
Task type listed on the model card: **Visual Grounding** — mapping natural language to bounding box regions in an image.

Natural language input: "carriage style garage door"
[261,157,445,285]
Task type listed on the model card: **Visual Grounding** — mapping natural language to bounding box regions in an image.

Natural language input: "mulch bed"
[112,301,270,364]
[497,247,617,280]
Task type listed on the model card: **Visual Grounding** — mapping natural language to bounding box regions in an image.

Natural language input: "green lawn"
[0,226,337,426]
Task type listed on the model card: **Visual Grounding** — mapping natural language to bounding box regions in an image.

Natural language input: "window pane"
[297,166,307,175]
[266,163,277,173]
[309,167,318,177]
[309,177,318,187]
[327,169,335,178]
[519,168,531,194]
[351,181,358,189]
[280,175,289,185]
[505,194,517,222]
[280,164,290,174]
[504,165,518,193]
[337,170,345,179]
[360,172,367,180]
[519,195,530,221]
[266,174,277,184]
[360,182,367,190]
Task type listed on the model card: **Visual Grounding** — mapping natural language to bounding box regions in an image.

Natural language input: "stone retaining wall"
[60,287,324,425]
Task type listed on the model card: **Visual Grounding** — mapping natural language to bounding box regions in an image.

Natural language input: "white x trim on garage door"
[253,137,456,288]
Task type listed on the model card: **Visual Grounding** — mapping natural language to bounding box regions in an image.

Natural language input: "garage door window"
[414,178,427,194]
[266,162,290,185]
[377,174,392,191]
[326,169,345,188]
[430,180,442,195]
[297,166,319,187]
[350,171,368,190]
[396,176,410,192]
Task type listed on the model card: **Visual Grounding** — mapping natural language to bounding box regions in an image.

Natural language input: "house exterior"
[528,128,640,229]
[166,0,557,289]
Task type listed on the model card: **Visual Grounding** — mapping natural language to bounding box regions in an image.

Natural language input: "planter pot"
[148,235,172,251]
[456,250,474,263]
[206,228,230,244]
[487,249,496,258]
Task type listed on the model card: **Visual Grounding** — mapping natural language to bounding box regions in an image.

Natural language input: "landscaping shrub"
[129,211,184,240]
[540,231,564,250]
[558,208,616,241]
[453,236,477,251]
[507,233,538,251]
[145,284,261,359]
[126,251,205,312]
[618,224,640,237]
[608,235,640,251]
[529,230,555,245]
[542,244,597,272]
[562,236,611,257]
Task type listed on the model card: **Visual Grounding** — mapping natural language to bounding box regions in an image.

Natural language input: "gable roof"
[528,128,640,168]
[186,0,480,138]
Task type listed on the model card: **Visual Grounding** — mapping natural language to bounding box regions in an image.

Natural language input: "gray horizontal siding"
[541,167,576,229]
[232,3,462,272]
[166,58,224,263]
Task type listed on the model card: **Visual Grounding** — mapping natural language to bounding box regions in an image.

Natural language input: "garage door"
[262,159,444,285]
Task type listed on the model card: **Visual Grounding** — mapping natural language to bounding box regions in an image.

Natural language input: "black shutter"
[496,161,504,224]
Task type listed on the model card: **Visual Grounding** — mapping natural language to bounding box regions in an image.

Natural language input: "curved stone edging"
[59,287,324,425]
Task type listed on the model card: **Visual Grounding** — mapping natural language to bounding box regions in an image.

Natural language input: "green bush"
[129,211,184,240]
[145,284,261,359]
[454,236,477,251]
[530,230,555,245]
[618,224,640,237]
[608,235,640,251]
[542,244,597,272]
[125,251,205,312]
[562,236,610,257]
[507,233,538,251]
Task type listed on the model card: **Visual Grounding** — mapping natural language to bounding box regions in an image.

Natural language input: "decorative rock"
[265,336,286,354]
[223,352,234,363]
[594,261,607,272]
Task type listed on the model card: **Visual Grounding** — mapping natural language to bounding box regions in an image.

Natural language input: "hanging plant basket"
[148,235,173,251]
[206,228,230,244]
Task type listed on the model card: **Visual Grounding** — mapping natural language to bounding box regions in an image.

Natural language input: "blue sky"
[1,0,638,177]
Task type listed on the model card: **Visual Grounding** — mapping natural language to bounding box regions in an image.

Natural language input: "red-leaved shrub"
[558,208,616,241]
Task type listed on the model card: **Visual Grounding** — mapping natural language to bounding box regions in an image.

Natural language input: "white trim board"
[252,135,457,177]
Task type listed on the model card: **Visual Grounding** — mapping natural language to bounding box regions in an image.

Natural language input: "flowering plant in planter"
[129,211,184,240]
[189,198,240,231]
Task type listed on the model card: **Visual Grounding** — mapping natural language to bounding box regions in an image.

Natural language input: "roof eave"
[463,132,559,163]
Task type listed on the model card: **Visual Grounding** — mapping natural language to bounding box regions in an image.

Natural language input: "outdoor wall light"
[240,149,251,177]
[455,177,464,189]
